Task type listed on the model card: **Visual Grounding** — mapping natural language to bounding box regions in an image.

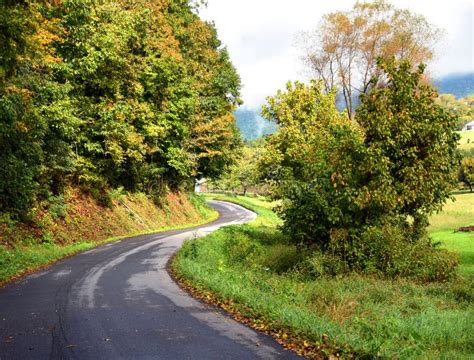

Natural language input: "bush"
[297,252,348,278]
[48,195,68,219]
[325,223,459,282]
[255,243,303,274]
[221,227,262,266]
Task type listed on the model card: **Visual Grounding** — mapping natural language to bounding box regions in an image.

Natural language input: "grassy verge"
[0,191,218,286]
[172,193,474,358]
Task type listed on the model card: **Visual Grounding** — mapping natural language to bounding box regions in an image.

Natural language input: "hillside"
[234,109,277,141]
[434,72,474,98]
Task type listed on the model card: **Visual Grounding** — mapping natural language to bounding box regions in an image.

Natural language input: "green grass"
[429,192,474,276]
[173,193,474,358]
[458,130,474,154]
[201,192,281,227]
[0,196,218,286]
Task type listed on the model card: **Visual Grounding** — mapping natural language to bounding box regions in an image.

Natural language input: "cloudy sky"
[200,0,474,109]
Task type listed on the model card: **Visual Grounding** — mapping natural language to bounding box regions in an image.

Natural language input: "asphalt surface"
[0,200,301,360]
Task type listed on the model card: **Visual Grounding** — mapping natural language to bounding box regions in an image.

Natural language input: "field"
[458,130,474,155]
[429,192,474,276]
[173,193,474,358]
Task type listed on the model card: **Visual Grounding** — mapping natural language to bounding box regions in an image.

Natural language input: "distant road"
[0,201,300,359]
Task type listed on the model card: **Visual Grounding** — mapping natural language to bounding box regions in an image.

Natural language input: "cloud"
[201,0,474,109]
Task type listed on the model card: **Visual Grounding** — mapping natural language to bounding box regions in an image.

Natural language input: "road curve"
[0,200,300,360]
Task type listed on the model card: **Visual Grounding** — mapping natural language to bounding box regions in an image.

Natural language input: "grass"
[173,193,474,358]
[429,192,474,276]
[458,130,474,154]
[0,191,218,286]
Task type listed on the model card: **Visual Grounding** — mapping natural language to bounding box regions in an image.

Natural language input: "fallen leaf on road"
[5,335,14,343]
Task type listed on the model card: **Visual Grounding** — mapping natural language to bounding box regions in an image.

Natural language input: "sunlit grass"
[429,192,474,276]
[458,130,474,152]
[429,192,474,233]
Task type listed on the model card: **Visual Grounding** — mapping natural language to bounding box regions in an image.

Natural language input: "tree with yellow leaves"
[300,0,442,119]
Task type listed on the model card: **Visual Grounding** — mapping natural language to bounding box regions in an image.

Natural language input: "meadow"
[458,130,474,155]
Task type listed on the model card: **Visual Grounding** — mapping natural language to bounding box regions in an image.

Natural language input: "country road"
[0,200,300,359]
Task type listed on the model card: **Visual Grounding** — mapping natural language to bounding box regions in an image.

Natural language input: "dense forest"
[0,0,241,220]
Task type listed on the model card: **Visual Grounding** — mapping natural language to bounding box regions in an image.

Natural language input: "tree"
[259,80,358,246]
[0,0,76,218]
[0,0,242,217]
[459,156,474,192]
[356,59,460,238]
[209,140,264,195]
[300,0,442,119]
[51,0,241,194]
[259,59,460,281]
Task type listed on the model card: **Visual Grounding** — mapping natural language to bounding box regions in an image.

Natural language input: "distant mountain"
[234,108,277,141]
[433,72,474,98]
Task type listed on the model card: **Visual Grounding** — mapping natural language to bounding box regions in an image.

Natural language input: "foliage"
[355,59,461,238]
[209,139,265,194]
[436,94,474,130]
[0,0,241,219]
[459,156,474,192]
[259,59,460,280]
[300,0,441,118]
[0,0,75,218]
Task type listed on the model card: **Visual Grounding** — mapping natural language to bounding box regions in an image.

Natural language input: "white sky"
[200,0,474,109]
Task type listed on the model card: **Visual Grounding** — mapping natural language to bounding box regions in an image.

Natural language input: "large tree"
[0,0,77,217]
[259,59,460,280]
[300,0,442,119]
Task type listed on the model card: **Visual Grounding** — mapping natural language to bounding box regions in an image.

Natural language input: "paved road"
[0,201,300,360]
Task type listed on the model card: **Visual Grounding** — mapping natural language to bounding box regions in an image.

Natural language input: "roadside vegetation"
[173,193,473,358]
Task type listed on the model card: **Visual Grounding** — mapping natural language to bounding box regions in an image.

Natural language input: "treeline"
[0,0,241,219]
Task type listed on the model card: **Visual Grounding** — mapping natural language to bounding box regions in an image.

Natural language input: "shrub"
[48,195,68,219]
[298,252,348,278]
[221,227,262,266]
[325,223,459,282]
[255,243,303,274]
